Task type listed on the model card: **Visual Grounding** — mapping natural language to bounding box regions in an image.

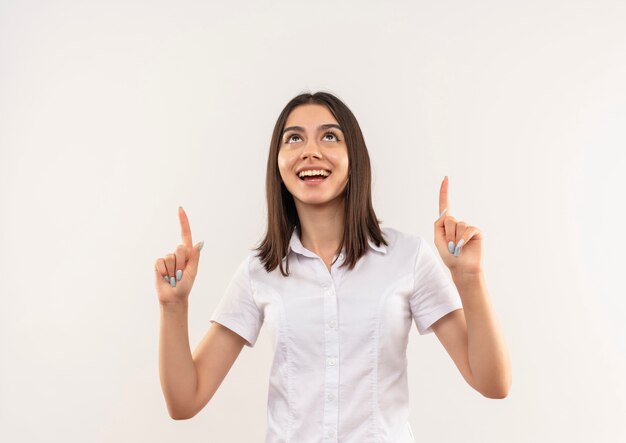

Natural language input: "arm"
[159,302,197,419]
[157,207,248,419]
[159,301,247,419]
[431,271,512,398]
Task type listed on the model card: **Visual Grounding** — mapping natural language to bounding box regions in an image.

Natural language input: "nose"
[300,139,322,160]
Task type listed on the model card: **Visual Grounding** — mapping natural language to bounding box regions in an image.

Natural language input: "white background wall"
[1,0,625,441]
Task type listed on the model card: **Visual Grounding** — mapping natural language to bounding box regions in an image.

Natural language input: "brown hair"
[252,91,388,277]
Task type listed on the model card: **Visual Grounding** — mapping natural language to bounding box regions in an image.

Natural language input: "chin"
[295,192,345,206]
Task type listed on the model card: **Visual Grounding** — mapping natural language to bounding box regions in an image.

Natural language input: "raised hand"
[154,207,204,305]
[434,176,483,275]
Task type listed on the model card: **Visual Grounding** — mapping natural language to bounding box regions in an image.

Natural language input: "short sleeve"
[409,236,463,335]
[209,254,264,347]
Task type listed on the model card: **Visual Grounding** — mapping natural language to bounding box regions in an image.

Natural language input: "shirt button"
[339,253,344,260]
[328,429,336,438]
[328,358,336,366]
[328,320,336,329]
[327,392,334,401]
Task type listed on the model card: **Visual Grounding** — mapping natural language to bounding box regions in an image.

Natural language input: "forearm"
[159,301,199,418]
[452,271,512,398]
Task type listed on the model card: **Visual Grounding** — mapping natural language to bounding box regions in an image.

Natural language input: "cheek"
[330,152,349,171]
[276,154,292,178]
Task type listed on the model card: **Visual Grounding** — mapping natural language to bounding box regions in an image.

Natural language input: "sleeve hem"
[210,316,258,348]
[415,302,463,335]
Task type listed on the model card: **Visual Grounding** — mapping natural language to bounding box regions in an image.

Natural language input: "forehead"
[285,104,338,127]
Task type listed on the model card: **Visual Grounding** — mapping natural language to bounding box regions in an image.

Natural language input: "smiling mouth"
[298,171,332,181]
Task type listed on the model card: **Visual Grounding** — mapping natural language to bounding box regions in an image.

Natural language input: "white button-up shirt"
[210,226,463,442]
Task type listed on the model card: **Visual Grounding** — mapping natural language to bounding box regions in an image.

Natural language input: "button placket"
[322,278,339,442]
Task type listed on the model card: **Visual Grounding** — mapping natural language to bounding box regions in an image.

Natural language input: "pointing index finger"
[178,206,193,248]
[439,176,449,216]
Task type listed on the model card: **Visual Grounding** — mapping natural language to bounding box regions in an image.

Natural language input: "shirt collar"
[287,226,387,258]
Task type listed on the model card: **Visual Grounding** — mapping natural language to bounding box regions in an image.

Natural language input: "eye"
[284,131,341,144]
[323,131,341,142]
[285,134,302,144]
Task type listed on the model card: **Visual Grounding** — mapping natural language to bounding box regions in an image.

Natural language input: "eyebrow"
[282,123,343,136]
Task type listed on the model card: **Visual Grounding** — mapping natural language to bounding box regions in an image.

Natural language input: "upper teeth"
[298,169,330,178]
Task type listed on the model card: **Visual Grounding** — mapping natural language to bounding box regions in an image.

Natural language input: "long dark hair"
[253,91,388,276]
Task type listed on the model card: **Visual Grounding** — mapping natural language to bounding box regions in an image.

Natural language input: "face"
[277,104,349,207]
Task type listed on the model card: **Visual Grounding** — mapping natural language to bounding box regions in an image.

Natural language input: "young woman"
[156,91,511,442]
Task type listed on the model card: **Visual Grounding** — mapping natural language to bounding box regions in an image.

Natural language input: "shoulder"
[246,251,264,274]
[225,252,253,282]
[228,252,266,292]
[245,250,282,282]
[379,225,426,254]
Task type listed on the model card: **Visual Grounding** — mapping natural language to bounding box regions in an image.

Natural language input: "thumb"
[186,240,204,276]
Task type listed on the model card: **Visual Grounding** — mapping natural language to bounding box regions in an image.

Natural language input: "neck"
[295,198,345,258]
